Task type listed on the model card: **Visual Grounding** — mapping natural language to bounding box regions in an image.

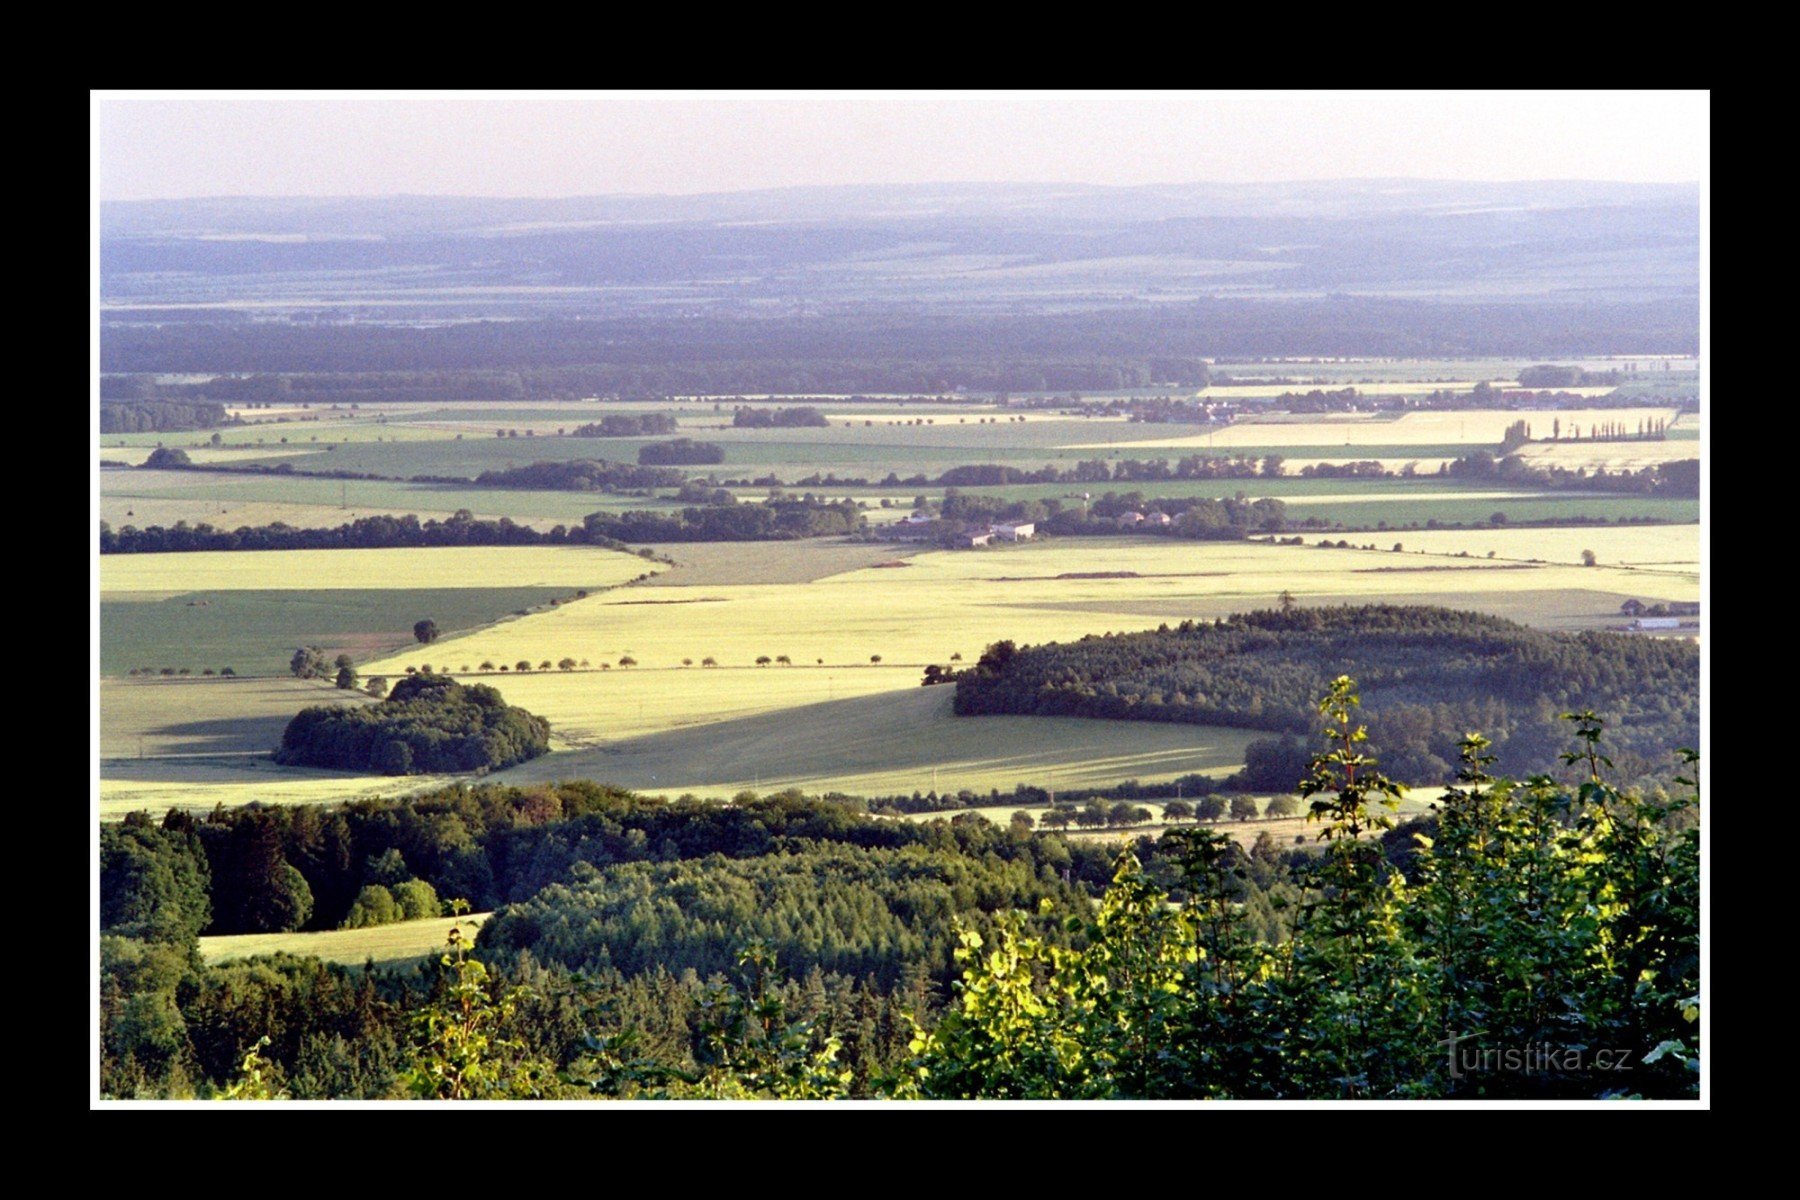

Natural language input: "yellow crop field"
[99,545,658,594]
[99,496,439,532]
[1513,441,1700,471]
[1192,382,1622,399]
[104,531,1697,816]
[1065,407,1680,451]
[200,914,490,969]
[1367,525,1699,572]
[359,535,1697,748]
[500,685,1259,799]
[99,756,447,821]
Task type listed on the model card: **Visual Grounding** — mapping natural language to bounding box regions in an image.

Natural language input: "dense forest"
[951,606,1698,783]
[637,438,726,465]
[99,687,1700,1100]
[98,298,1698,400]
[274,675,551,776]
[469,460,685,492]
[100,399,231,433]
[571,414,679,437]
[732,405,831,428]
[581,498,864,542]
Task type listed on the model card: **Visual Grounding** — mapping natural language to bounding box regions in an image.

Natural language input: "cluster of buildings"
[1619,598,1700,632]
[883,509,1036,547]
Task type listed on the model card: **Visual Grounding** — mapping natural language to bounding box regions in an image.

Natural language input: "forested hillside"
[99,686,1700,1100]
[951,606,1699,782]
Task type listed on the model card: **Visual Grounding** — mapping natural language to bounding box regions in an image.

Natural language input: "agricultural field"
[1337,524,1699,574]
[337,531,1695,802]
[1068,407,1682,451]
[1512,440,1699,471]
[101,469,676,532]
[499,685,1260,800]
[99,545,657,593]
[200,914,490,970]
[99,754,449,821]
[94,358,1701,819]
[1196,357,1697,386]
[100,675,370,759]
[99,546,658,675]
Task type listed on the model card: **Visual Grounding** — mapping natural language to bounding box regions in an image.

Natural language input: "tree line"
[101,399,232,434]
[101,300,1699,388]
[571,414,679,437]
[732,406,830,428]
[581,498,864,542]
[637,438,726,465]
[469,460,686,492]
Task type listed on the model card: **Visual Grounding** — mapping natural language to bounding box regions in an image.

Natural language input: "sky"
[93,90,1708,202]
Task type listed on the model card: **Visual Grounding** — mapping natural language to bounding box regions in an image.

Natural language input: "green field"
[101,675,372,758]
[99,586,590,677]
[1280,495,1698,530]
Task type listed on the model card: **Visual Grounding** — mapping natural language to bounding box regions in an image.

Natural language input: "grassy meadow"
[200,914,490,970]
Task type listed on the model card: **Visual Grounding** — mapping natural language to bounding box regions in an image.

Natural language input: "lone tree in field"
[1163,799,1193,823]
[558,658,577,671]
[1230,795,1261,822]
[516,661,532,672]
[365,676,388,698]
[871,655,883,664]
[1196,796,1226,822]
[335,665,358,690]
[618,656,637,667]
[414,619,440,645]
[1279,590,1297,612]
[1581,549,1598,567]
[1266,794,1301,819]
[756,656,772,667]
[776,655,792,665]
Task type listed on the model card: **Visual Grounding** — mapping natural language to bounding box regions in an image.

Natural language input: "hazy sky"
[94,91,1707,201]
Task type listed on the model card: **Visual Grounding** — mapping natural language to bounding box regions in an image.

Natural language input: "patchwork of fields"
[96,361,1702,820]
